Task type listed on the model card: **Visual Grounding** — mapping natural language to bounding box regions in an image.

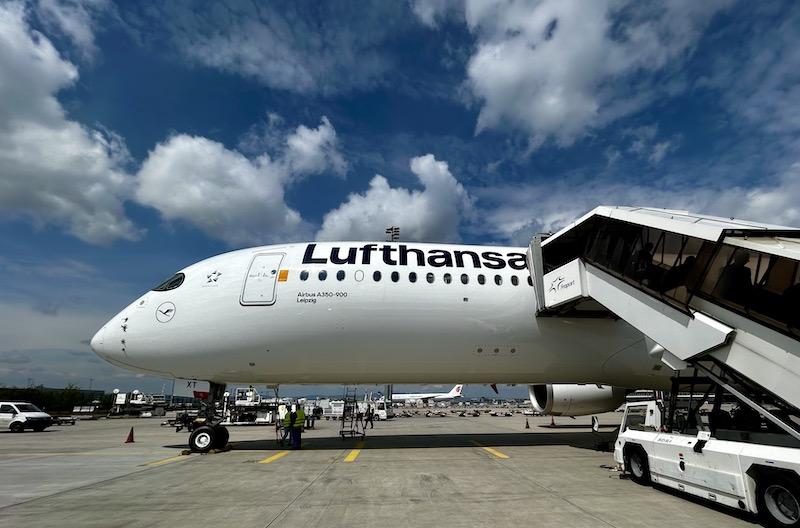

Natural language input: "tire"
[757,473,800,527]
[9,422,24,433]
[212,425,229,449]
[626,446,651,485]
[188,425,216,453]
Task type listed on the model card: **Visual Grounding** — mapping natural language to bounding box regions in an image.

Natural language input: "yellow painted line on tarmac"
[470,440,510,459]
[343,441,364,462]
[481,446,510,459]
[145,454,189,467]
[258,450,290,464]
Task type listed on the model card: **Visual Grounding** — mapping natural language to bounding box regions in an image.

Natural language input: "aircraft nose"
[90,326,106,356]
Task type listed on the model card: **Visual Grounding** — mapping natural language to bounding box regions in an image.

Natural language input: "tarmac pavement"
[0,411,757,528]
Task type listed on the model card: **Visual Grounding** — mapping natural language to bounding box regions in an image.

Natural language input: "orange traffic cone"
[525,418,530,429]
[125,427,135,443]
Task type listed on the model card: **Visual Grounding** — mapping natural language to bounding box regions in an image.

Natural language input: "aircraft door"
[241,253,285,306]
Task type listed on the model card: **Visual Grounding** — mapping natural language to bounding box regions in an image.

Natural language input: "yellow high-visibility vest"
[282,409,306,428]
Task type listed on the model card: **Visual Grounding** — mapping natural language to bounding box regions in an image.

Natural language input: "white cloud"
[410,0,461,28]
[284,116,348,178]
[429,0,731,147]
[139,1,404,95]
[622,124,678,165]
[35,0,110,61]
[603,147,621,166]
[700,5,800,140]
[317,154,473,242]
[135,135,308,246]
[649,141,674,165]
[476,162,800,245]
[135,115,347,245]
[0,1,138,244]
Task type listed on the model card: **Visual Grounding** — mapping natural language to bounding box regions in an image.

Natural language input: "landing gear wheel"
[212,425,229,449]
[189,425,215,453]
[758,474,800,527]
[626,446,651,485]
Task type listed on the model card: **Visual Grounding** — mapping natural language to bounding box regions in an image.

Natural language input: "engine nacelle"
[528,384,627,416]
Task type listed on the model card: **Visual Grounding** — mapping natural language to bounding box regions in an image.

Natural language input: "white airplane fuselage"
[393,385,463,402]
[90,242,668,388]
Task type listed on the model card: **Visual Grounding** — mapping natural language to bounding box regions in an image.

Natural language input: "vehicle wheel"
[9,422,24,433]
[626,446,651,485]
[757,473,800,527]
[188,425,216,453]
[212,425,229,449]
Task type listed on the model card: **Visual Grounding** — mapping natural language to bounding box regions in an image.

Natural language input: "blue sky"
[0,0,798,397]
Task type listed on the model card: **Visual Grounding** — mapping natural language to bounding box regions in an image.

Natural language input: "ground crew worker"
[278,404,293,446]
[285,404,305,449]
[282,405,295,446]
[364,404,375,429]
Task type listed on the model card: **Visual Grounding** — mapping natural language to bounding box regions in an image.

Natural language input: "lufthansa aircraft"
[90,242,670,425]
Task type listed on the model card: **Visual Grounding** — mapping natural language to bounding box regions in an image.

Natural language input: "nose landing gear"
[188,423,229,453]
[185,381,230,453]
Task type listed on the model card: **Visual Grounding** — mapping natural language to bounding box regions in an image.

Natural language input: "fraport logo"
[548,276,576,294]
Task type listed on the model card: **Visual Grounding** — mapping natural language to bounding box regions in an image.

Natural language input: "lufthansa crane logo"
[156,302,176,323]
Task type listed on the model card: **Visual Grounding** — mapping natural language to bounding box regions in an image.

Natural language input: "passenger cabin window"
[409,272,417,283]
[391,271,399,283]
[336,270,345,281]
[511,276,519,286]
[0,404,13,413]
[373,270,382,282]
[527,276,533,286]
[461,274,469,285]
[426,272,435,284]
[478,274,485,285]
[152,272,185,291]
[443,273,452,284]
[318,270,327,281]
[494,275,503,286]
[300,270,309,281]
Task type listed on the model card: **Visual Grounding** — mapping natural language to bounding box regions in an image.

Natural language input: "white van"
[374,399,394,420]
[0,402,54,432]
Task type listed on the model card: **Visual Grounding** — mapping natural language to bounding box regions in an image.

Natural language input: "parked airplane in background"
[392,384,464,404]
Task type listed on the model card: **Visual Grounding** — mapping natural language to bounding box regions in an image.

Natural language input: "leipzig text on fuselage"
[89,241,666,389]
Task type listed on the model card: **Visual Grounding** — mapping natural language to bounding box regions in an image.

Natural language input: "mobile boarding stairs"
[527,206,800,440]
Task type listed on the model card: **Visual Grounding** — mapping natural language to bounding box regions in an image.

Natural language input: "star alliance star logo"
[548,276,566,293]
[207,270,222,283]
[548,275,576,294]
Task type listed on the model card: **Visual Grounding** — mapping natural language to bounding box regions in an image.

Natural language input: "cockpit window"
[152,273,185,291]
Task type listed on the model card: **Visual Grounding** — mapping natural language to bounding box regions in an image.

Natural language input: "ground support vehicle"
[615,378,800,527]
